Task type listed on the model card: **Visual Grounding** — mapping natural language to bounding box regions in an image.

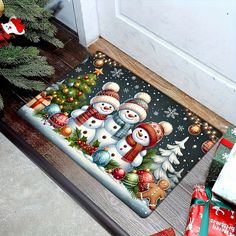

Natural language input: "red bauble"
[48,113,68,128]
[67,97,74,102]
[84,75,89,80]
[137,170,155,191]
[77,91,83,96]
[112,168,126,180]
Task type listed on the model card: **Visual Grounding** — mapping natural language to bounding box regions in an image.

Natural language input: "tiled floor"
[0,133,110,236]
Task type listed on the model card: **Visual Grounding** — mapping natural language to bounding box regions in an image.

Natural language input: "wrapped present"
[26,92,52,111]
[206,126,236,186]
[212,143,236,205]
[151,227,176,236]
[185,185,236,236]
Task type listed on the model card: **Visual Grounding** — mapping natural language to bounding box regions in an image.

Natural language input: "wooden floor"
[0,21,230,236]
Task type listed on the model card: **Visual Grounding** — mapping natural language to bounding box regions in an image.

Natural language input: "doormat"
[18,51,222,218]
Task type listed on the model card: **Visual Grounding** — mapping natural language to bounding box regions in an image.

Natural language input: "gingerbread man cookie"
[136,179,170,210]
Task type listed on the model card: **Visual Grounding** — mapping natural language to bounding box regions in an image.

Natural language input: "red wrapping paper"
[151,227,176,236]
[185,185,236,236]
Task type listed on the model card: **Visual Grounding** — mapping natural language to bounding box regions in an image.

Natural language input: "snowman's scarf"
[122,134,145,163]
[75,105,107,126]
[112,112,134,139]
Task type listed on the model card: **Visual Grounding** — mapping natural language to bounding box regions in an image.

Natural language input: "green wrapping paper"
[206,126,236,186]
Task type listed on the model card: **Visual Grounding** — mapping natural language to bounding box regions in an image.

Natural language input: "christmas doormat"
[18,52,222,218]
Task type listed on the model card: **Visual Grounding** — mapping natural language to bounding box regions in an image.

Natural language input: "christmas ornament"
[122,172,139,188]
[77,91,83,96]
[67,97,74,103]
[84,74,89,80]
[0,0,4,17]
[44,104,61,116]
[188,124,201,135]
[67,79,74,87]
[48,113,68,128]
[60,125,72,137]
[201,140,215,153]
[63,88,69,94]
[112,168,126,180]
[92,149,111,166]
[74,82,80,88]
[94,68,103,76]
[0,16,25,47]
[93,59,104,67]
[137,170,155,191]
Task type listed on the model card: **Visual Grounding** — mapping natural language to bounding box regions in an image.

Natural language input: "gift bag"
[206,126,236,186]
[213,144,236,205]
[185,185,236,236]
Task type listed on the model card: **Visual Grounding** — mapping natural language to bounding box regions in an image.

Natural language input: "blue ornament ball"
[67,82,74,87]
[92,149,111,167]
[44,104,61,116]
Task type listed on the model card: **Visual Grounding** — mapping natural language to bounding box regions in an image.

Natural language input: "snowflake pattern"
[75,67,82,73]
[231,128,236,136]
[177,125,184,131]
[153,111,159,116]
[222,153,229,160]
[131,76,137,80]
[134,85,139,89]
[111,68,124,78]
[164,106,179,119]
[123,88,129,93]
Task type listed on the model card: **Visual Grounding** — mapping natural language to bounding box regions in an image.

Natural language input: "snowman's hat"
[136,121,173,147]
[119,92,151,121]
[90,82,120,109]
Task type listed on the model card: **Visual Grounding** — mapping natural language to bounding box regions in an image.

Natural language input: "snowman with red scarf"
[68,82,120,143]
[105,121,173,172]
[0,16,25,47]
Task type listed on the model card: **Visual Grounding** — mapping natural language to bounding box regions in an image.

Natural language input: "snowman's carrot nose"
[138,131,143,137]
[128,113,135,118]
[104,106,111,110]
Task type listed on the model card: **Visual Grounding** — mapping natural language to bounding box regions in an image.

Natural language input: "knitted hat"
[136,121,173,147]
[119,92,151,121]
[90,82,120,109]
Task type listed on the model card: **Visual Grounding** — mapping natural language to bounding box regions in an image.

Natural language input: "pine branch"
[0,93,4,110]
[4,77,45,91]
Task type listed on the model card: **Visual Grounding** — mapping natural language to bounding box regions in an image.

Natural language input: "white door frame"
[72,0,100,47]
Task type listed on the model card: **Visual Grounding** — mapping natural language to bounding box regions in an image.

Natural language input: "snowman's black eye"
[134,115,137,117]
[109,106,112,109]
[145,136,147,138]
[139,129,142,132]
[127,110,129,113]
[102,103,104,106]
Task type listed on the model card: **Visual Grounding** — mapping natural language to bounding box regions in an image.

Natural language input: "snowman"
[68,82,120,143]
[91,92,151,147]
[0,17,25,47]
[105,121,173,172]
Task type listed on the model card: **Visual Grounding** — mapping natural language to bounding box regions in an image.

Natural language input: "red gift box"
[185,185,236,236]
[151,227,176,236]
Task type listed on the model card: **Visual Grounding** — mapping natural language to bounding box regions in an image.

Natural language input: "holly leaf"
[80,136,87,142]
[92,139,100,147]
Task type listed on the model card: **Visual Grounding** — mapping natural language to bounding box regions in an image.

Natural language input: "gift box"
[206,126,236,186]
[213,144,236,205]
[151,227,176,236]
[26,92,52,111]
[185,185,236,236]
